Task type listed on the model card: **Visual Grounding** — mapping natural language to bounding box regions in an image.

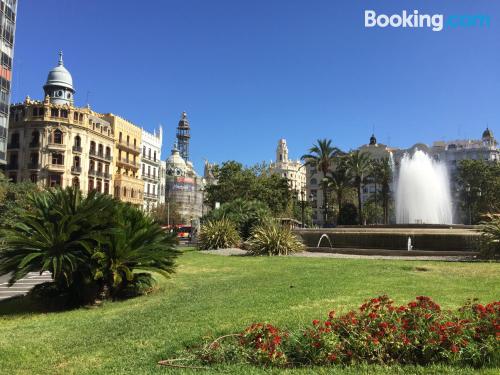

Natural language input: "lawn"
[0,249,499,374]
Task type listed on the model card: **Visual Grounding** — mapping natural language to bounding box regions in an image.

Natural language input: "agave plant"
[0,187,115,287]
[247,221,305,256]
[198,218,241,250]
[92,203,179,298]
[480,215,500,259]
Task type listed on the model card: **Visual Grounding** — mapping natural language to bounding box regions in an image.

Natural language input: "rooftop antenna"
[85,91,90,106]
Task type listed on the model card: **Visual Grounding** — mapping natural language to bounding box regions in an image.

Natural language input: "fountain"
[395,150,453,224]
[407,237,413,251]
[317,234,333,248]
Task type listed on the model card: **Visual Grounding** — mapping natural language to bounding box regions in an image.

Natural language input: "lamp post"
[465,184,482,225]
[300,190,305,228]
[200,178,206,218]
[322,177,329,228]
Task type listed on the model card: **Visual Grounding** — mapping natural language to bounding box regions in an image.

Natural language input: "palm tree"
[372,157,393,224]
[93,203,179,299]
[327,157,352,224]
[0,187,115,287]
[301,139,340,226]
[346,150,372,225]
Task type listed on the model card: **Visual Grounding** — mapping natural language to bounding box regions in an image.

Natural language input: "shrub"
[198,218,241,250]
[114,272,158,299]
[184,295,500,368]
[479,215,500,259]
[247,221,305,256]
[204,199,271,239]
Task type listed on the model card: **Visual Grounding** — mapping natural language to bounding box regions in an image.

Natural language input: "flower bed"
[164,296,499,369]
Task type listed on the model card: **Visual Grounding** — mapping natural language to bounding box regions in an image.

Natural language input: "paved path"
[0,272,52,301]
[200,248,473,261]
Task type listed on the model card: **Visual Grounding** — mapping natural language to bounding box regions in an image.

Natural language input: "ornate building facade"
[140,126,162,211]
[6,53,114,194]
[0,0,17,165]
[102,113,143,206]
[270,138,306,196]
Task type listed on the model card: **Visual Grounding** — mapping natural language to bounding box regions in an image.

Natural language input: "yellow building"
[102,113,143,206]
[6,54,114,194]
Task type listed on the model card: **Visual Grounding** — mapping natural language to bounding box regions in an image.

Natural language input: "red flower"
[325,321,332,327]
[451,344,459,353]
[312,319,320,326]
[369,312,378,319]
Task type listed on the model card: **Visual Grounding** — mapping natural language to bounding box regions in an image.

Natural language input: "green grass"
[0,249,499,374]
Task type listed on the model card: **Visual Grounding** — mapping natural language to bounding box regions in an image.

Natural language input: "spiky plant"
[92,203,179,298]
[247,221,305,256]
[0,187,115,287]
[198,218,241,250]
[480,215,500,259]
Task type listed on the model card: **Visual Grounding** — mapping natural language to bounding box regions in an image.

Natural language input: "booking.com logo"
[365,10,490,31]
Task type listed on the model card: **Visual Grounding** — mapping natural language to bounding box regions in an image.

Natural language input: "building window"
[148,148,151,159]
[74,135,81,148]
[98,144,103,156]
[49,174,61,187]
[72,177,79,188]
[90,141,96,154]
[131,189,135,198]
[119,132,122,142]
[97,162,103,173]
[53,129,63,144]
[30,174,38,183]
[60,109,68,118]
[114,186,120,197]
[73,156,81,168]
[88,179,94,191]
[143,146,146,156]
[96,179,102,192]
[153,151,156,161]
[30,131,40,147]
[105,147,111,159]
[123,187,127,197]
[89,160,95,172]
[29,152,39,167]
[126,135,130,145]
[104,182,109,194]
[51,152,64,165]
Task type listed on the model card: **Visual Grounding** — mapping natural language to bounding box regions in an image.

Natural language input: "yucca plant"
[198,218,241,250]
[480,215,500,259]
[247,221,305,256]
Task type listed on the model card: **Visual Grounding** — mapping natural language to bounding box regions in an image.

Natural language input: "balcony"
[142,173,159,181]
[117,140,140,154]
[141,155,159,164]
[47,142,65,151]
[47,163,65,172]
[89,149,112,162]
[117,157,139,169]
[71,166,82,174]
[144,191,157,199]
[27,163,41,170]
[72,145,82,153]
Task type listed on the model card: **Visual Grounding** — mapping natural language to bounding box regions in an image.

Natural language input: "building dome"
[43,51,75,105]
[166,144,186,171]
[482,127,493,139]
[44,51,73,91]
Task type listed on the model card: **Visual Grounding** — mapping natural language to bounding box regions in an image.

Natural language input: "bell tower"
[277,139,289,163]
[176,112,190,161]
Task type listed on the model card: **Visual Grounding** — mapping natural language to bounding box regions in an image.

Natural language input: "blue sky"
[12,1,500,172]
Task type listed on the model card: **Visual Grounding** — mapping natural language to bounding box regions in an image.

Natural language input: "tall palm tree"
[372,157,393,224]
[301,139,340,225]
[327,157,352,224]
[0,187,115,287]
[346,150,372,225]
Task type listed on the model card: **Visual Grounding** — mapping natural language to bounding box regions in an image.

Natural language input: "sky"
[11,0,500,173]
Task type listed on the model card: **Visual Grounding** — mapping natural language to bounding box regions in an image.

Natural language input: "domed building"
[43,52,75,106]
[164,113,204,224]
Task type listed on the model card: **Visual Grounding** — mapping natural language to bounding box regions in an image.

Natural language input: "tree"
[346,150,371,225]
[327,157,352,224]
[457,160,500,224]
[371,157,393,224]
[0,171,39,227]
[301,139,341,225]
[151,201,182,226]
[205,161,292,216]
